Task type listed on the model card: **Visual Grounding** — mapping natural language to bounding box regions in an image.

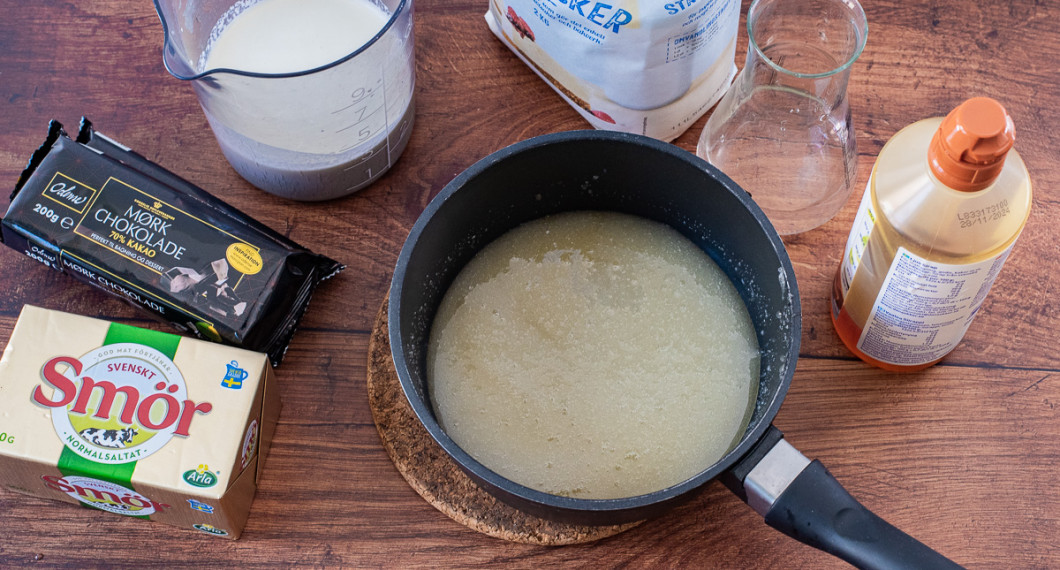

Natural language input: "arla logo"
[193,523,229,536]
[183,464,218,488]
[31,343,213,464]
[42,474,170,516]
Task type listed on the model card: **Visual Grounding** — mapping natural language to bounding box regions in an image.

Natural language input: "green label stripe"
[58,449,137,487]
[103,322,181,358]
[57,321,181,518]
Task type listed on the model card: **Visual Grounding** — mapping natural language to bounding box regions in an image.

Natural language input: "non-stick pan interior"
[390,130,801,523]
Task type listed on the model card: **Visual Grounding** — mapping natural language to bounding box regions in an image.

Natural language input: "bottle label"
[856,245,1013,366]
[837,180,876,298]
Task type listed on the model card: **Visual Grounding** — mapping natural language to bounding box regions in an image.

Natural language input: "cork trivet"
[367,295,641,545]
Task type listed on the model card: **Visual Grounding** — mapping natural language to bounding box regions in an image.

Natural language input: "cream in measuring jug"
[201,0,388,74]
[156,0,416,201]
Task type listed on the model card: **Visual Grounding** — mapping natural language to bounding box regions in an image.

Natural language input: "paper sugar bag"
[486,0,739,141]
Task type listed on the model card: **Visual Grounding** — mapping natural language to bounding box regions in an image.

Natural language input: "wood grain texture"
[0,0,1058,567]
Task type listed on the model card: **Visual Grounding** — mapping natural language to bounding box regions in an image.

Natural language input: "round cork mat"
[367,295,641,545]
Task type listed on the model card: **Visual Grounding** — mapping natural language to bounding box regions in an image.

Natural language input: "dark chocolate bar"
[2,119,344,365]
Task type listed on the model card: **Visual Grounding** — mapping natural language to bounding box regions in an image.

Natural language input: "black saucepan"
[388,131,960,569]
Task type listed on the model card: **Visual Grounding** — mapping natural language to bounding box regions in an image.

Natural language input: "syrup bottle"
[831,97,1032,371]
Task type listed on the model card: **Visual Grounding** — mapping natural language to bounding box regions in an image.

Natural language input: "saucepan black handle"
[723,426,964,570]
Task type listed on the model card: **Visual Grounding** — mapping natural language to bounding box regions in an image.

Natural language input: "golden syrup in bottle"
[831,98,1032,371]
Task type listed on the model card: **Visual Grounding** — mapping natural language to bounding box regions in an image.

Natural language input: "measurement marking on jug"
[336,105,370,124]
[336,107,386,134]
[332,85,380,114]
[342,148,379,165]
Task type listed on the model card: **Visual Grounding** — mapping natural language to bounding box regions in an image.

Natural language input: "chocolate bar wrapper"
[1,120,344,365]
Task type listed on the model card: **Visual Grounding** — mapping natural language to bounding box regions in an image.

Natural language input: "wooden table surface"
[1,0,1058,567]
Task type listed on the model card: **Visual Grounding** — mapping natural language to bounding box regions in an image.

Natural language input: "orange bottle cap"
[928,97,1015,192]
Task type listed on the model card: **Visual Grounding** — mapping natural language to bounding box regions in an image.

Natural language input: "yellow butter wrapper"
[0,305,280,539]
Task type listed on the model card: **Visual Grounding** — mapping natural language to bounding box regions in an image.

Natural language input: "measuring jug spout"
[151,0,417,201]
[153,0,209,80]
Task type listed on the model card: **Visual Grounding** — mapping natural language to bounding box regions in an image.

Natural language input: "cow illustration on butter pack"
[78,427,139,449]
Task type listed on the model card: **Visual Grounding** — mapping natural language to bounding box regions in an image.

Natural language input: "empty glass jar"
[697,0,867,235]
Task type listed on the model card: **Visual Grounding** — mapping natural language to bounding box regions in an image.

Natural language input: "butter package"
[1,120,344,365]
[0,305,280,539]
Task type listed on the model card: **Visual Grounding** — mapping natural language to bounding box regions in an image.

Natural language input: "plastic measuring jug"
[154,0,416,201]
